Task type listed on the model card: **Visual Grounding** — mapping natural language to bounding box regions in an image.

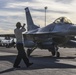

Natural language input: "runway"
[0,47,76,75]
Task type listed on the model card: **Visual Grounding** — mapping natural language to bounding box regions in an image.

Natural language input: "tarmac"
[0,47,76,75]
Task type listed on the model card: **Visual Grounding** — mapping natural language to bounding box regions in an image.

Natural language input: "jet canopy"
[53,17,72,24]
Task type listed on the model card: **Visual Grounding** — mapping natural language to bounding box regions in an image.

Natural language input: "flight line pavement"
[0,47,76,75]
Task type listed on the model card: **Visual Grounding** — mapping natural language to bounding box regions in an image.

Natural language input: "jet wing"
[24,31,68,38]
[0,34,27,38]
[0,34,15,38]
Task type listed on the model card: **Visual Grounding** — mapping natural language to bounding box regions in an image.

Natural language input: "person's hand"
[22,23,26,28]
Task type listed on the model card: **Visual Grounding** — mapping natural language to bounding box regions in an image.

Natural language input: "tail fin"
[25,7,39,31]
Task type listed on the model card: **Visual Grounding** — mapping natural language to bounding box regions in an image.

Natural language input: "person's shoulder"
[14,28,17,31]
[14,28,16,30]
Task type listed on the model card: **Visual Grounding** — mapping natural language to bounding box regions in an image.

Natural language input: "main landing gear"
[27,48,60,57]
[49,49,60,57]
[56,51,60,57]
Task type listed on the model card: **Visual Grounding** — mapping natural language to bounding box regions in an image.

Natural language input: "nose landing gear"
[51,50,60,57]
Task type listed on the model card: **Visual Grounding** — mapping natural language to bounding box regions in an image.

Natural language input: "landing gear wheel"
[56,52,60,57]
[51,51,55,56]
[27,49,32,57]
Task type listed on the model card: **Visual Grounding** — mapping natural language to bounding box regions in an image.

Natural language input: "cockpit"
[53,17,72,25]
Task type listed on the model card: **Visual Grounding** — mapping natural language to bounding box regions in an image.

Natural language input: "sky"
[0,0,76,34]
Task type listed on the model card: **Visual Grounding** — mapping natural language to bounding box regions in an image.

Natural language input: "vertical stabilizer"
[25,7,39,31]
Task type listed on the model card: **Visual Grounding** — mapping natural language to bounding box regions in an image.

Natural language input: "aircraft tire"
[27,49,32,57]
[51,51,55,56]
[56,52,60,57]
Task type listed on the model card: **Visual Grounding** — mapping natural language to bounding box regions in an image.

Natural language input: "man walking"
[13,22,33,68]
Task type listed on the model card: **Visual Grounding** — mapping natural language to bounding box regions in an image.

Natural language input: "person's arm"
[21,23,26,32]
[22,23,26,28]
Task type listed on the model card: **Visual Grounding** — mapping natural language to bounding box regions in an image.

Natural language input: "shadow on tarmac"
[0,68,15,74]
[0,55,76,74]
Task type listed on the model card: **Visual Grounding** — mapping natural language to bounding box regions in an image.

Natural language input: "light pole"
[44,6,47,26]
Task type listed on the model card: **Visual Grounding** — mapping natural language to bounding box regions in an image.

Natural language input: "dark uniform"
[13,22,33,68]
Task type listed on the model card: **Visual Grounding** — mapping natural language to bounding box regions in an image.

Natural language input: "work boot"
[27,63,33,67]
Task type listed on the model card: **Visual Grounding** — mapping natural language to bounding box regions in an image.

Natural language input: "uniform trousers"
[13,43,29,67]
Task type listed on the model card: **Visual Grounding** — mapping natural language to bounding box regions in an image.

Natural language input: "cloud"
[54,0,74,4]
[31,8,70,14]
[0,27,13,34]
[0,0,76,33]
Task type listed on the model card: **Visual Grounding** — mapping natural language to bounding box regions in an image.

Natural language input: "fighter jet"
[1,7,76,57]
[23,7,76,57]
